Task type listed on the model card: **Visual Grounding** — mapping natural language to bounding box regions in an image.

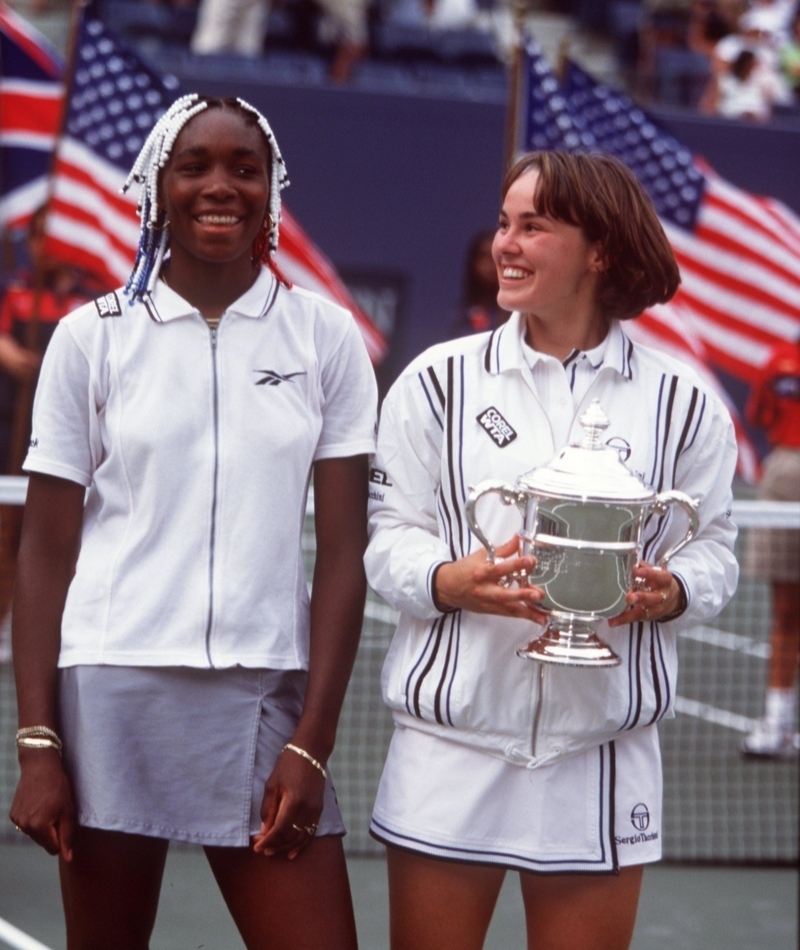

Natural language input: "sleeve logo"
[95,292,122,318]
[369,467,392,487]
[369,467,392,502]
[476,407,517,448]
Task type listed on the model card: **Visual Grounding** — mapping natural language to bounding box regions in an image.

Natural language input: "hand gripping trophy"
[466,400,700,667]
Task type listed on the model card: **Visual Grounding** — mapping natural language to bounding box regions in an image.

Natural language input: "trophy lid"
[517,400,656,502]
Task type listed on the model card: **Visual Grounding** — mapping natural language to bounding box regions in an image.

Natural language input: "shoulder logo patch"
[95,292,122,318]
[254,369,307,386]
[477,407,517,448]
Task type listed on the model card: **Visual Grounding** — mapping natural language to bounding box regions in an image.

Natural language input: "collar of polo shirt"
[486,312,635,383]
[145,266,278,323]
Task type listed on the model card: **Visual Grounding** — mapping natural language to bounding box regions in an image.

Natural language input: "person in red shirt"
[742,337,800,759]
[0,206,91,472]
[0,208,90,657]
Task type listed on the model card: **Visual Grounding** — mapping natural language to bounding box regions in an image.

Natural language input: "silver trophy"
[466,400,699,668]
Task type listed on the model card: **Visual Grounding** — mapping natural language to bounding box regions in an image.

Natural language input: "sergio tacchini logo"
[630,803,650,831]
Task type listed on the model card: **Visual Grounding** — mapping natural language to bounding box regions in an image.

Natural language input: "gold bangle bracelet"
[16,736,62,756]
[16,726,62,752]
[16,725,62,747]
[282,743,327,780]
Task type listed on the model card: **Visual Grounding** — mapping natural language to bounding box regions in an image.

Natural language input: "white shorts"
[370,724,663,874]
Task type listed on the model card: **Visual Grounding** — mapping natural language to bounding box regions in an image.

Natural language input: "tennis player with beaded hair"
[9,94,376,948]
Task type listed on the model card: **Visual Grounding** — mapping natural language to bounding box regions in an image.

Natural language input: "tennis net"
[1,480,797,863]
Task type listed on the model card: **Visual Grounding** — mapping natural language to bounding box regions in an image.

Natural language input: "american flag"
[522,41,800,479]
[44,7,387,362]
[0,2,62,227]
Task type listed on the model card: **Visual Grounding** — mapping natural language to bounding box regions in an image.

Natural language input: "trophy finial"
[579,400,610,450]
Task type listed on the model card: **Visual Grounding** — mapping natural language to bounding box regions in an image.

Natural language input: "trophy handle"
[466,480,527,564]
[651,490,700,567]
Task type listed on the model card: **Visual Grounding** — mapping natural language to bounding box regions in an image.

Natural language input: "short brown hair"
[501,151,680,321]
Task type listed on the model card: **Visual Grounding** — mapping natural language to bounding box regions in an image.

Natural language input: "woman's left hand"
[252,746,326,860]
[607,562,684,627]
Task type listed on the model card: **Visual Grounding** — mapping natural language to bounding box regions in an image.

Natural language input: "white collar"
[484,312,635,382]
[141,266,278,324]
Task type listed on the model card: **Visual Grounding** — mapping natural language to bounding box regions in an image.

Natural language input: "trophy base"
[517,618,620,668]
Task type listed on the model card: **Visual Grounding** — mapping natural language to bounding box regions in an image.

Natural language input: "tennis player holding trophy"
[365,151,738,950]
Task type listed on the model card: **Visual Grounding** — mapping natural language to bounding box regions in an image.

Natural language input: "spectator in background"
[780,6,800,101]
[741,338,800,760]
[0,206,90,662]
[687,0,738,58]
[0,207,90,474]
[190,0,369,82]
[699,0,797,118]
[700,45,784,117]
[449,229,509,339]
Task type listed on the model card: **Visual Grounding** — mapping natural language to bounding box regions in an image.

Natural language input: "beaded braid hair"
[121,94,290,300]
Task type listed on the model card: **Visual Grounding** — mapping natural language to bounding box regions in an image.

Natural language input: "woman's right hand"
[9,749,75,861]
[434,536,548,621]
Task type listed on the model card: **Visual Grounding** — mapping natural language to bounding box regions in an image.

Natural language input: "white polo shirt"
[25,267,377,669]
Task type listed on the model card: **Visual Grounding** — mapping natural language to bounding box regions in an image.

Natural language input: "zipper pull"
[210,326,217,349]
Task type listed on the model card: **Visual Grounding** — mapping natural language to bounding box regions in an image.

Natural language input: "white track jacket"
[365,314,738,769]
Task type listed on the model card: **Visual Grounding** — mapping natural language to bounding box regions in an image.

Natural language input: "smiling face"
[492,169,605,330]
[158,106,271,275]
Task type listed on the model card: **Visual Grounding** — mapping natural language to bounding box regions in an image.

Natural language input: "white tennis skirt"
[58,665,345,847]
[370,724,663,874]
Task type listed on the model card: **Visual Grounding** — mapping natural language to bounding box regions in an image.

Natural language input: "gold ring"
[292,823,318,836]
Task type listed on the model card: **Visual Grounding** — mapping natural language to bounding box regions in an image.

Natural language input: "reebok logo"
[477,407,517,448]
[254,370,307,386]
[95,293,122,318]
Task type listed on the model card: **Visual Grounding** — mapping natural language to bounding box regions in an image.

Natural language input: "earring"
[148,217,170,231]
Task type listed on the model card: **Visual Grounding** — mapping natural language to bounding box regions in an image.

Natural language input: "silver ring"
[13,824,22,833]
[643,607,651,622]
[660,590,668,604]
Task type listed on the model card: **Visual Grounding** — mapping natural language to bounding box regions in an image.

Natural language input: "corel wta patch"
[95,292,122,318]
[476,407,517,448]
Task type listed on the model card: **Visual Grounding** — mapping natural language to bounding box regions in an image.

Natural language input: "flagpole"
[7,0,86,476]
[503,0,527,175]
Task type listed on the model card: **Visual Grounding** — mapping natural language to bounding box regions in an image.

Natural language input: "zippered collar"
[142,265,278,324]
[484,311,635,382]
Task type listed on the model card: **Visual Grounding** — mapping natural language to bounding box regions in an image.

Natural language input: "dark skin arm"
[253,455,369,860]
[8,473,85,861]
